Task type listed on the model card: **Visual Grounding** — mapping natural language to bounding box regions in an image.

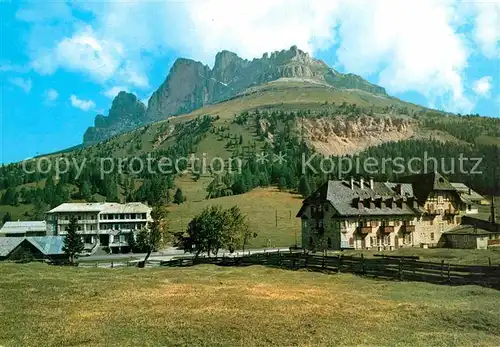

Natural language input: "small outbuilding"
[0,221,46,237]
[441,225,500,249]
[0,236,66,262]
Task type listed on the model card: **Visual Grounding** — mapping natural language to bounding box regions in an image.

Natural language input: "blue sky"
[1,0,499,164]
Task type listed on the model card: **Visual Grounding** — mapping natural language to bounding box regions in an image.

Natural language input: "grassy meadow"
[169,179,302,248]
[0,263,499,347]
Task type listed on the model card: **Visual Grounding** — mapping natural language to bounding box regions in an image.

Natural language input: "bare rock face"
[83,92,146,145]
[83,46,387,145]
[299,115,414,156]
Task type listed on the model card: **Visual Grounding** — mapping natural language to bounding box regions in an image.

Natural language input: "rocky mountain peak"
[83,91,146,145]
[83,46,388,145]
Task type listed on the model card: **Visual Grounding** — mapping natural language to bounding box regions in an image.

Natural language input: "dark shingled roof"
[444,225,497,236]
[399,172,457,203]
[298,179,422,218]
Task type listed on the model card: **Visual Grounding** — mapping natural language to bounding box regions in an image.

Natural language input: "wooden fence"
[160,251,500,289]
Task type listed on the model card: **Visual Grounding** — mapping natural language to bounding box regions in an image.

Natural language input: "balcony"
[109,241,129,247]
[426,208,438,215]
[380,226,394,234]
[444,207,459,216]
[357,226,372,234]
[402,225,415,233]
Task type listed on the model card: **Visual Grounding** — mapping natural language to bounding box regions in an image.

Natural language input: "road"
[82,247,291,262]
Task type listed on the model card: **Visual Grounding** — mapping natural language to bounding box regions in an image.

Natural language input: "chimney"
[360,177,364,189]
[369,177,374,190]
[350,177,354,190]
[396,184,402,195]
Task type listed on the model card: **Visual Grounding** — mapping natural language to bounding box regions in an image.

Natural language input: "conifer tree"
[62,216,84,264]
[173,188,185,205]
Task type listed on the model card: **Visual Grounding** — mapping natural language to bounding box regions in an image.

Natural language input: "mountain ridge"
[83,46,387,145]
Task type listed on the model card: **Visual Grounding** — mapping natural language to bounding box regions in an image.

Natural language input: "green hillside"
[1,80,499,238]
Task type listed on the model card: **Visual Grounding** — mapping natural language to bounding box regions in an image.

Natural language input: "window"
[404,233,411,244]
[131,214,136,220]
[384,235,390,245]
[430,232,435,241]
[464,235,469,243]
[120,214,125,220]
[327,237,332,249]
[468,205,471,211]
[78,215,82,220]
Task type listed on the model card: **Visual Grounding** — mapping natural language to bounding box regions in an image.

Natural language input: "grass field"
[0,263,499,347]
[169,180,302,248]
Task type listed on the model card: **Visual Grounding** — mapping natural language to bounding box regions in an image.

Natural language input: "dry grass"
[0,263,499,347]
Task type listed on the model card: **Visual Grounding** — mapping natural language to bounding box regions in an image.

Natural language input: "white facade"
[298,176,466,251]
[46,202,152,249]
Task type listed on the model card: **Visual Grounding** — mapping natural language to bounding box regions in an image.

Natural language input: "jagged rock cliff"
[83,91,147,145]
[83,46,387,145]
[298,115,414,156]
[145,46,386,123]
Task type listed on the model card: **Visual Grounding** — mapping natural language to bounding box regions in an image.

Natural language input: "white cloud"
[9,77,32,93]
[472,76,493,98]
[45,88,59,102]
[103,86,130,99]
[174,0,340,62]
[472,1,500,58]
[14,0,499,114]
[69,95,96,111]
[333,0,473,113]
[30,25,149,89]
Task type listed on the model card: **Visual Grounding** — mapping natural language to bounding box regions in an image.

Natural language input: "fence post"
[304,252,308,269]
[447,263,451,283]
[111,261,114,268]
[398,258,403,281]
[440,260,444,279]
[361,254,365,275]
[488,257,492,267]
[95,262,98,268]
[338,254,343,273]
[322,254,326,269]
